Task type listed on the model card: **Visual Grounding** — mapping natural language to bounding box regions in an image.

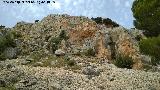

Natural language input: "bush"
[91,17,119,27]
[10,30,22,39]
[84,48,96,57]
[103,18,119,27]
[91,17,103,24]
[59,30,69,40]
[114,54,134,69]
[0,30,16,52]
[0,30,16,60]
[0,25,5,29]
[50,30,68,53]
[50,37,61,53]
[66,60,76,67]
[139,36,160,65]
[0,53,7,61]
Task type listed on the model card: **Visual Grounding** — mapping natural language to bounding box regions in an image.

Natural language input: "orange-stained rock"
[12,14,144,70]
[96,32,111,60]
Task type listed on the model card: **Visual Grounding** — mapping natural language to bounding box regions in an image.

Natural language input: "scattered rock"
[82,65,100,78]
[55,49,65,56]
[4,47,18,59]
[107,76,115,81]
[33,62,43,67]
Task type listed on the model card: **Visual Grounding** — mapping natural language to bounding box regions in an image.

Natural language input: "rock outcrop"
[11,14,143,69]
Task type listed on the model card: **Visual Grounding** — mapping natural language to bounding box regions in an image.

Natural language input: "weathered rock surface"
[55,49,66,56]
[3,47,18,59]
[11,14,144,69]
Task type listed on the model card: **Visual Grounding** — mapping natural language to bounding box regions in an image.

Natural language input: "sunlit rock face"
[12,14,143,69]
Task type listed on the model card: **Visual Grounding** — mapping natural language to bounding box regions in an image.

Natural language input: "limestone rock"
[3,47,18,59]
[82,65,100,79]
[11,14,145,69]
[55,49,65,56]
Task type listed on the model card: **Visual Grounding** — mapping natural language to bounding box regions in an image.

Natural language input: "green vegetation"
[0,29,16,60]
[59,30,69,40]
[91,17,103,24]
[50,37,61,53]
[132,0,160,37]
[114,54,134,69]
[0,30,16,51]
[0,25,5,29]
[50,30,68,53]
[84,48,96,57]
[139,36,160,65]
[10,30,22,39]
[0,85,16,90]
[132,0,160,66]
[28,52,81,71]
[91,17,119,27]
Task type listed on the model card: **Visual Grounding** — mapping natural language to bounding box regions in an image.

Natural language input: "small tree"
[132,0,160,37]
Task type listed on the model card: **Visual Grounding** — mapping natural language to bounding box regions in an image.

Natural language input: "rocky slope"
[12,14,143,69]
[0,57,160,90]
[0,14,160,90]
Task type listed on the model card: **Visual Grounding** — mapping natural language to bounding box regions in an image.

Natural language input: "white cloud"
[47,1,61,10]
[0,0,135,28]
[65,0,71,4]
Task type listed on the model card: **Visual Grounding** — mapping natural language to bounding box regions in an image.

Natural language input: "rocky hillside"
[12,14,143,69]
[0,14,160,90]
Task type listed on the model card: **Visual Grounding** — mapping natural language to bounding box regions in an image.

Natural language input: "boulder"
[3,47,18,59]
[82,65,100,79]
[55,49,65,56]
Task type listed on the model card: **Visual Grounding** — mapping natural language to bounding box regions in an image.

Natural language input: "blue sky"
[0,0,134,28]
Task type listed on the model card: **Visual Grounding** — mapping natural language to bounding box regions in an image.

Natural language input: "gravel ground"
[1,58,159,90]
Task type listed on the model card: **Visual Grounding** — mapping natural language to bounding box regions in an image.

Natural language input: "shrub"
[114,54,134,69]
[10,30,22,39]
[0,30,16,60]
[91,17,119,27]
[59,30,69,40]
[0,53,7,61]
[0,30,16,51]
[50,37,61,53]
[0,25,5,29]
[139,36,160,65]
[50,30,69,53]
[66,60,76,67]
[103,18,119,27]
[91,17,103,24]
[84,48,96,57]
[35,20,39,23]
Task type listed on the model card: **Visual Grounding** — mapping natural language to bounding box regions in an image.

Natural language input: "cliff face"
[12,14,142,69]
